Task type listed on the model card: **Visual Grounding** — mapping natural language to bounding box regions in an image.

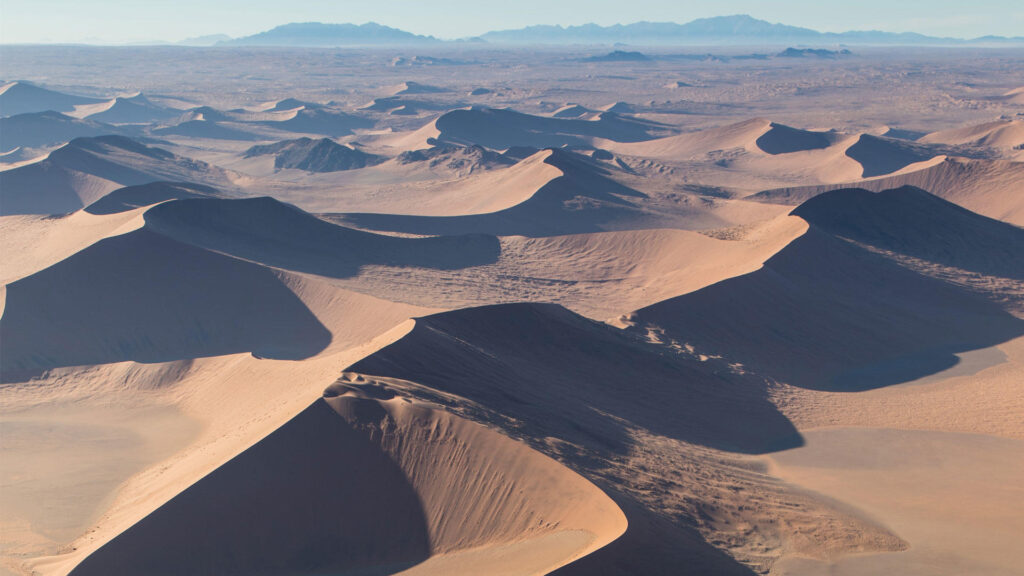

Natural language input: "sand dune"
[389,81,447,96]
[754,122,838,154]
[69,387,625,576]
[337,149,699,236]
[630,186,1024,391]
[750,157,1024,225]
[260,97,324,112]
[919,118,1024,149]
[261,107,375,136]
[244,137,385,172]
[605,119,947,187]
[341,303,905,573]
[606,118,776,159]
[0,81,105,117]
[844,134,937,177]
[351,301,798,453]
[84,181,226,214]
[176,105,234,122]
[0,206,147,285]
[81,93,178,125]
[0,226,331,378]
[552,104,591,118]
[153,118,265,141]
[601,101,636,114]
[0,135,235,215]
[432,107,667,149]
[0,111,109,151]
[144,196,501,277]
[1001,85,1024,105]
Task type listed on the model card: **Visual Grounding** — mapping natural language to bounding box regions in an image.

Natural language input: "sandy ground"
[769,428,1024,576]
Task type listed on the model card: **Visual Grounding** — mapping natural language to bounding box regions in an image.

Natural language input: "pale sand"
[0,403,197,571]
[768,427,1024,576]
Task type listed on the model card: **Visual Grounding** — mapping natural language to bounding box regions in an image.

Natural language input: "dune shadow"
[792,186,1024,280]
[846,134,936,177]
[68,399,433,576]
[830,348,962,391]
[755,123,833,155]
[435,107,663,149]
[632,191,1024,392]
[0,228,331,380]
[143,197,501,278]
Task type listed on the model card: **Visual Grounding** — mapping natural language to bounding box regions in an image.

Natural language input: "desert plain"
[0,42,1023,576]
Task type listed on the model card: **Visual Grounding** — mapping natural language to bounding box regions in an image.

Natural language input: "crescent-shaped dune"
[68,390,626,576]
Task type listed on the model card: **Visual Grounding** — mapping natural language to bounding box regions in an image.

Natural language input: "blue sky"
[1,0,1022,43]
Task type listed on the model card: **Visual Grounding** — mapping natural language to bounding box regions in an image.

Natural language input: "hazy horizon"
[1,0,1023,44]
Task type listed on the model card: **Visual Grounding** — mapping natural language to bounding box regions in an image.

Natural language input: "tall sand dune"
[0,81,105,117]
[750,157,1024,225]
[0,226,331,377]
[144,196,501,277]
[630,187,1024,391]
[82,93,179,125]
[919,118,1024,149]
[0,135,234,215]
[69,390,625,576]
[0,111,109,151]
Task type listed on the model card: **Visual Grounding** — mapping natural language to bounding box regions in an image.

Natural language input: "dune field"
[1,40,1022,576]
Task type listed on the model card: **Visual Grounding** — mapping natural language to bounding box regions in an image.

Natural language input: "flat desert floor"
[0,45,1022,575]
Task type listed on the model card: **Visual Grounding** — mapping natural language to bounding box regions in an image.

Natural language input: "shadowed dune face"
[632,187,1024,391]
[68,399,433,576]
[754,123,834,155]
[791,186,1024,279]
[144,197,502,277]
[70,393,626,576]
[845,134,936,177]
[0,81,106,117]
[434,107,665,149]
[350,302,800,455]
[0,111,108,150]
[749,158,1024,226]
[0,227,331,379]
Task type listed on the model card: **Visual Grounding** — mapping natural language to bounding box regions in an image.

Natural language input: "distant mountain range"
[219,22,440,46]
[215,16,1022,47]
[11,16,1021,47]
[475,15,1023,45]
